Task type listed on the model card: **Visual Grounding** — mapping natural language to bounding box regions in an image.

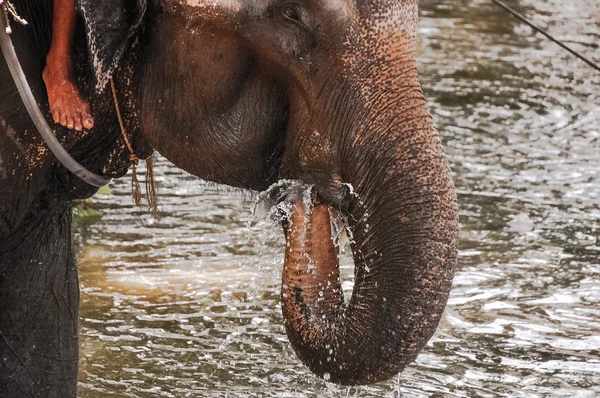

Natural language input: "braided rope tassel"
[145,153,160,219]
[111,78,159,216]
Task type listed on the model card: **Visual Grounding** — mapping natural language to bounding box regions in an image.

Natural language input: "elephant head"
[85,0,459,385]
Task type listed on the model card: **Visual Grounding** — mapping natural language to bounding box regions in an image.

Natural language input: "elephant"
[0,0,459,396]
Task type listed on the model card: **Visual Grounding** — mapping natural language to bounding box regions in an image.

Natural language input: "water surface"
[76,0,600,396]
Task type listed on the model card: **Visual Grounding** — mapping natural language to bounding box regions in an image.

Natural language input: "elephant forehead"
[362,1,419,37]
[185,0,356,16]
[185,0,242,11]
[181,0,416,31]
[324,0,356,17]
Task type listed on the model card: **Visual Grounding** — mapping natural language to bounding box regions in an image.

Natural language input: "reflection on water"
[76,0,600,396]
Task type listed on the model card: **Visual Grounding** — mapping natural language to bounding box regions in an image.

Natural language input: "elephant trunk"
[281,61,459,384]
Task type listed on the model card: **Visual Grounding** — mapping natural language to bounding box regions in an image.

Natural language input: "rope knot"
[129,154,139,165]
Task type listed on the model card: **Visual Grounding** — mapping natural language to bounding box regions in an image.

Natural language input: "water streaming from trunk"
[251,179,355,250]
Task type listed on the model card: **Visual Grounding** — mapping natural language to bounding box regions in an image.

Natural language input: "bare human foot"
[43,56,94,132]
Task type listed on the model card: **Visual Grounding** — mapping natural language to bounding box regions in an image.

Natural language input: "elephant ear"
[77,0,147,91]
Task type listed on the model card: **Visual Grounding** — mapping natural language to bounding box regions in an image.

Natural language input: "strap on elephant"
[0,2,112,188]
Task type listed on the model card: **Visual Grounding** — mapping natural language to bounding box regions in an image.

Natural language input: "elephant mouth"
[254,180,316,221]
[254,179,353,223]
[255,177,350,271]
[254,180,351,252]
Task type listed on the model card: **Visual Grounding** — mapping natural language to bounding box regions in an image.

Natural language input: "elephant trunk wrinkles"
[281,71,459,384]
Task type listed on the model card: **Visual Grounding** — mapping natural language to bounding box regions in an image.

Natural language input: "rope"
[110,78,143,207]
[491,0,600,73]
[110,78,159,217]
[110,79,138,163]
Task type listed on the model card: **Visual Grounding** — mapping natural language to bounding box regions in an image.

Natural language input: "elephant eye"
[281,4,302,23]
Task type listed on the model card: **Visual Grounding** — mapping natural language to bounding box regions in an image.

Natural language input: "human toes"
[74,114,83,132]
[66,114,75,130]
[60,112,68,127]
[51,108,61,124]
[82,112,94,130]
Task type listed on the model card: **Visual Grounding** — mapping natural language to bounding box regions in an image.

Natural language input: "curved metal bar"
[0,14,111,188]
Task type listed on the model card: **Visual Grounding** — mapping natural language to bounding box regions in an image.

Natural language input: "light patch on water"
[508,212,535,233]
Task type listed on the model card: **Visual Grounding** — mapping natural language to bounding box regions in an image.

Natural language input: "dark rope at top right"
[491,0,600,73]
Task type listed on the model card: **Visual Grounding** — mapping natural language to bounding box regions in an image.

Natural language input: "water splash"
[251,180,314,224]
[252,180,357,251]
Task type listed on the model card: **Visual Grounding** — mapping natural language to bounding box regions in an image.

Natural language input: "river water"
[75,0,600,396]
